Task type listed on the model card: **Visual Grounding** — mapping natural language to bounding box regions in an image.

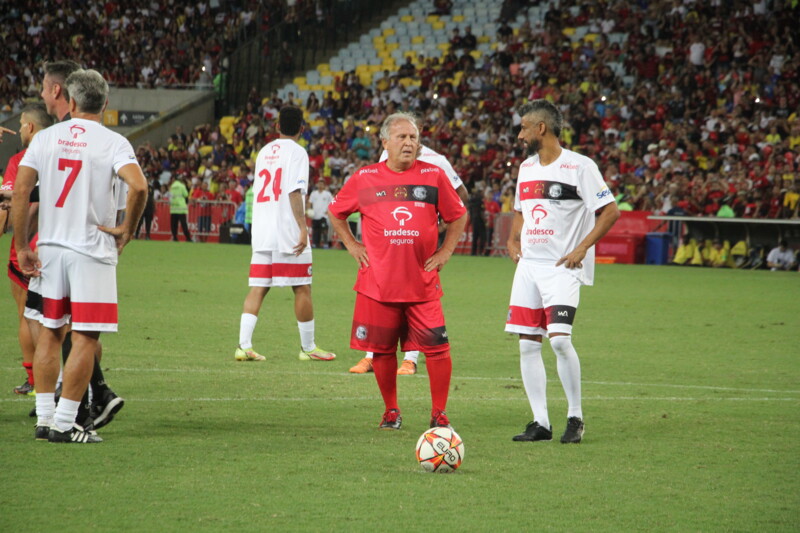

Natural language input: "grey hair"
[65,69,108,114]
[517,99,563,138]
[380,112,419,140]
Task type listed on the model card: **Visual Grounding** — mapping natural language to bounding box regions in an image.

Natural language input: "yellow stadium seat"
[426,15,439,23]
[412,35,425,44]
[584,33,599,42]
[398,77,414,87]
[373,36,385,46]
[452,15,464,22]
[293,76,306,85]
[477,35,490,43]
[437,42,450,51]
[383,28,395,36]
[431,21,444,30]
[297,83,310,91]
[386,43,399,51]
[469,50,482,60]
[401,15,414,22]
[562,27,576,36]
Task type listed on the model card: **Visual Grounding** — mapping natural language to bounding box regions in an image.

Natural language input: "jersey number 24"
[257,168,283,202]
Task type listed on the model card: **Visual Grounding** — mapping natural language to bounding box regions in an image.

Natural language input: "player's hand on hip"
[424,249,452,272]
[98,224,132,255]
[507,242,522,264]
[556,248,586,269]
[18,249,41,277]
[347,241,369,268]
[292,239,307,256]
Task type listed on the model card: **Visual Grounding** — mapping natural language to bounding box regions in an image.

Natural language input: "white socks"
[54,398,80,432]
[298,319,315,352]
[550,335,582,419]
[365,351,419,362]
[519,339,549,429]
[239,313,258,349]
[36,392,55,427]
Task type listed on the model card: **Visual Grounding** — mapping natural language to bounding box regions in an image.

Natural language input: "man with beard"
[505,100,619,445]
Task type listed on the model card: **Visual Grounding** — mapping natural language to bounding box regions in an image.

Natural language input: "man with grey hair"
[329,112,467,431]
[505,99,620,444]
[12,68,147,443]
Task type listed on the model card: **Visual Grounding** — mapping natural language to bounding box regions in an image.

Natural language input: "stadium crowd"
[137,0,799,227]
[3,1,800,228]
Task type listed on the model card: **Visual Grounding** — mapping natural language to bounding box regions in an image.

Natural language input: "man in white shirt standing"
[235,105,335,363]
[12,69,147,443]
[307,179,333,249]
[505,100,619,444]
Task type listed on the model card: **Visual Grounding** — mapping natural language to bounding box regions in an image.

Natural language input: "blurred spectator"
[766,240,797,271]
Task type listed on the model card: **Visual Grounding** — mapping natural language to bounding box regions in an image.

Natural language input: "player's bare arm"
[10,165,40,276]
[425,212,467,272]
[0,126,15,143]
[288,190,308,256]
[507,211,524,264]
[98,163,147,255]
[556,202,621,269]
[329,212,369,268]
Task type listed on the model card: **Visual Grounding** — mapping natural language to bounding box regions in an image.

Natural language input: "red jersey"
[3,149,38,274]
[329,160,466,302]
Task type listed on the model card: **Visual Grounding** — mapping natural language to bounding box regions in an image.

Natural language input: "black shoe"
[90,389,125,430]
[14,378,34,395]
[35,424,50,440]
[378,409,402,430]
[429,409,451,428]
[29,407,36,418]
[560,417,584,444]
[512,421,553,442]
[48,425,103,443]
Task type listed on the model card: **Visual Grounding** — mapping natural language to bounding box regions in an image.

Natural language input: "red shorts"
[7,235,37,290]
[350,292,449,353]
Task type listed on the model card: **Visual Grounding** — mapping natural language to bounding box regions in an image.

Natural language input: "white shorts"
[249,249,312,287]
[23,245,118,332]
[505,261,580,336]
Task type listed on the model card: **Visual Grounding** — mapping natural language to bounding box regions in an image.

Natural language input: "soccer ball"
[415,427,464,473]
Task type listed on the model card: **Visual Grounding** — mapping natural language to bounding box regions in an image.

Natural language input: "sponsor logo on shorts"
[307,266,313,276]
[356,325,368,340]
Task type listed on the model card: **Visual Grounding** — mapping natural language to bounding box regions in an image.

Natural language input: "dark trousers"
[471,221,486,255]
[136,208,153,239]
[312,218,327,248]
[171,213,192,241]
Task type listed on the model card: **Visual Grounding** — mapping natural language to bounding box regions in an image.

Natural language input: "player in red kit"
[328,113,467,430]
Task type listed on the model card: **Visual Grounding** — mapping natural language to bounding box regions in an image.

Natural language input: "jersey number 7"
[257,168,283,202]
[56,158,82,208]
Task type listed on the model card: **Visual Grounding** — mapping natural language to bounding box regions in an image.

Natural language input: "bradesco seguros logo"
[391,206,412,226]
[531,204,548,224]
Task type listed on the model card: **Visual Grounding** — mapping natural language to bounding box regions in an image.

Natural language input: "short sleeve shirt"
[329,160,466,302]
[514,147,613,285]
[19,118,139,264]
[251,138,309,253]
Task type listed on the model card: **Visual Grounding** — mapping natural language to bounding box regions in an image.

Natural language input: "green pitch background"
[1,242,798,532]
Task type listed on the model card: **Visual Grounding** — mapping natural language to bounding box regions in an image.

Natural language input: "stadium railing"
[149,200,238,243]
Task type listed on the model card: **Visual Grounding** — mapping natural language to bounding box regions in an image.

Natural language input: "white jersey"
[379,144,463,191]
[19,118,139,264]
[514,147,614,285]
[252,138,310,253]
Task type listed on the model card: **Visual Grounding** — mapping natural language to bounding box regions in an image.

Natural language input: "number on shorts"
[257,168,283,202]
[56,158,82,208]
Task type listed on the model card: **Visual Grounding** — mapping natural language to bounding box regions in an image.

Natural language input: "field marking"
[1,396,798,404]
[3,367,799,396]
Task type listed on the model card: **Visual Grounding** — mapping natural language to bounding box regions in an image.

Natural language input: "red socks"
[372,353,398,411]
[424,350,452,413]
[23,362,34,386]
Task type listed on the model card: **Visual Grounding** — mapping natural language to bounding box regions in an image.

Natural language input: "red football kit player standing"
[329,113,467,430]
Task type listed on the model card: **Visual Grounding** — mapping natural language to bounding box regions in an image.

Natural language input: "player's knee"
[549,335,573,357]
[424,348,450,361]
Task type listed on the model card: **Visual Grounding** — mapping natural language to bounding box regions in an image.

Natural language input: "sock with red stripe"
[424,349,452,413]
[372,353,398,411]
[23,362,34,386]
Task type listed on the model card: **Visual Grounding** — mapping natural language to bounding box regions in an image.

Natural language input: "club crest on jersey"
[356,325,368,340]
[394,186,408,199]
[531,204,548,224]
[391,206,413,226]
[549,184,562,198]
[69,125,86,139]
[412,186,427,200]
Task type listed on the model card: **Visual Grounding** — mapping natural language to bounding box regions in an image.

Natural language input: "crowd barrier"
[146,200,238,242]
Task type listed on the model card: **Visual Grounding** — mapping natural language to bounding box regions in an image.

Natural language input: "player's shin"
[424,349,452,414]
[372,353,399,410]
[550,335,582,419]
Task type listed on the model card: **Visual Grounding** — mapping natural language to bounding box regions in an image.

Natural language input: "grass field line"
[3,366,798,395]
[2,395,799,404]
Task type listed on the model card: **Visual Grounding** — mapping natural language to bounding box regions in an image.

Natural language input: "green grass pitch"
[0,241,798,532]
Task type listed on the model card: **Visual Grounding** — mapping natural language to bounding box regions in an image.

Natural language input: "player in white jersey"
[505,100,619,444]
[235,105,335,363]
[11,69,147,443]
[349,143,469,375]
